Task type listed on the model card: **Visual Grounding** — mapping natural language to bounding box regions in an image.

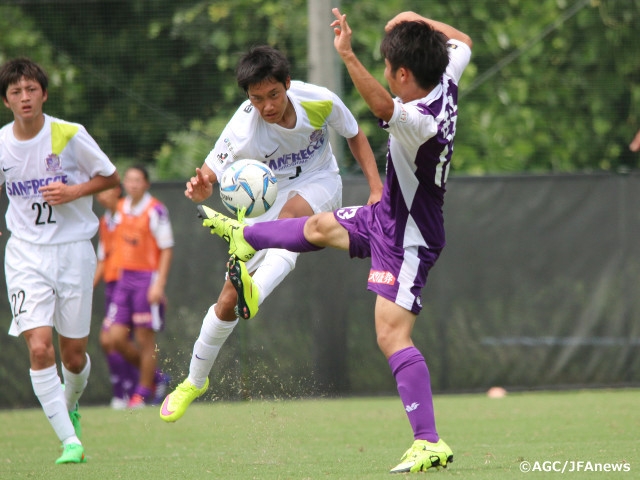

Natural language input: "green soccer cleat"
[55,443,86,464]
[228,255,259,320]
[389,438,453,474]
[197,205,256,262]
[69,404,82,440]
[159,377,209,423]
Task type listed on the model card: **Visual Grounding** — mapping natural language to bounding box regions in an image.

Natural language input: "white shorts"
[244,169,342,271]
[5,236,96,338]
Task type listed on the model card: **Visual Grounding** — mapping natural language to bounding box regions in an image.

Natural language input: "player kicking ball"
[159,43,382,423]
[195,8,472,474]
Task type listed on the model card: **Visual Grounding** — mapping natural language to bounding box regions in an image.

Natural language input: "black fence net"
[1,173,639,407]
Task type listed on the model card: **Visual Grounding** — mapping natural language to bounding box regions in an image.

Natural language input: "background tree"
[1,0,639,177]
[0,6,81,126]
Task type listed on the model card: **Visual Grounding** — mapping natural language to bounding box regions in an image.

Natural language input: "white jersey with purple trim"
[204,80,358,190]
[0,114,116,244]
[378,39,472,251]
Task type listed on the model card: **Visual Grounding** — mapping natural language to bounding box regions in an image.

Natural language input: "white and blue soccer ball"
[219,159,278,218]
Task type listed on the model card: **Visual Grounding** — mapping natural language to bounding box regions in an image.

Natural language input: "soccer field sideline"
[1,389,637,479]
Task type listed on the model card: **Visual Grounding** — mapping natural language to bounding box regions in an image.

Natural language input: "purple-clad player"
[197,9,472,474]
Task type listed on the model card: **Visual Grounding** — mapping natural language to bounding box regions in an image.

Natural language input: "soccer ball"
[219,159,278,218]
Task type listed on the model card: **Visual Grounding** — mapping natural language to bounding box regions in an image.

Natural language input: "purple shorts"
[107,270,166,332]
[334,205,440,315]
[101,280,118,331]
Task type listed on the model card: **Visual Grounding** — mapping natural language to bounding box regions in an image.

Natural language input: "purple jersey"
[379,39,471,251]
[335,39,471,314]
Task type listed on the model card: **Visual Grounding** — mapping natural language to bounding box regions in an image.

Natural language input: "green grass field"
[1,389,637,479]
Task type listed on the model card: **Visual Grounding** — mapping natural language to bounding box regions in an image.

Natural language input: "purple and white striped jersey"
[377,39,471,251]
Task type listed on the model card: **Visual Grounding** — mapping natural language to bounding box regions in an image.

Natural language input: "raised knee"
[304,215,324,244]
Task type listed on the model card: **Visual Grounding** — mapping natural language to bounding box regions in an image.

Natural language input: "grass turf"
[0,389,637,479]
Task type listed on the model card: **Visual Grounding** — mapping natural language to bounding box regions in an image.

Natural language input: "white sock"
[62,353,91,410]
[31,365,78,444]
[188,304,238,388]
[252,249,298,306]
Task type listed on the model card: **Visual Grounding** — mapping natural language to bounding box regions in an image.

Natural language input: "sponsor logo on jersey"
[266,131,325,172]
[223,138,238,160]
[122,236,139,246]
[5,175,69,197]
[399,106,408,123]
[243,104,253,114]
[368,269,396,285]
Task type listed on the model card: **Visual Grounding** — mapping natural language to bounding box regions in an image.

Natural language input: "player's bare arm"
[331,8,395,122]
[185,164,216,203]
[346,128,383,205]
[148,248,172,304]
[385,11,473,48]
[39,171,119,206]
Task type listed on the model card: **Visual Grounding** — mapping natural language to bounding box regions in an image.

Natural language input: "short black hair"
[0,57,48,100]
[127,164,150,182]
[380,21,449,90]
[236,45,290,93]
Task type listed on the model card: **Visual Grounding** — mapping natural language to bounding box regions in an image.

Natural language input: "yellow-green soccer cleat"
[389,438,453,474]
[197,205,256,262]
[159,378,209,423]
[228,255,259,320]
[69,404,82,440]
[55,443,86,464]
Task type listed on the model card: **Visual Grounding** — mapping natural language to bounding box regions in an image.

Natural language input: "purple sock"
[106,352,129,399]
[244,217,324,252]
[388,346,439,442]
[123,363,140,398]
[133,385,154,402]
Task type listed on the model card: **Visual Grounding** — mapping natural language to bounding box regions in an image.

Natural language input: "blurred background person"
[94,183,140,409]
[102,165,173,408]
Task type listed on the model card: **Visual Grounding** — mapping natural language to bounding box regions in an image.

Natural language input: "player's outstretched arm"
[185,164,216,203]
[331,8,395,122]
[385,11,472,48]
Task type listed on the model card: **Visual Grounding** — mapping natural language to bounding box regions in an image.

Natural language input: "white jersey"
[204,80,359,190]
[0,114,116,244]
